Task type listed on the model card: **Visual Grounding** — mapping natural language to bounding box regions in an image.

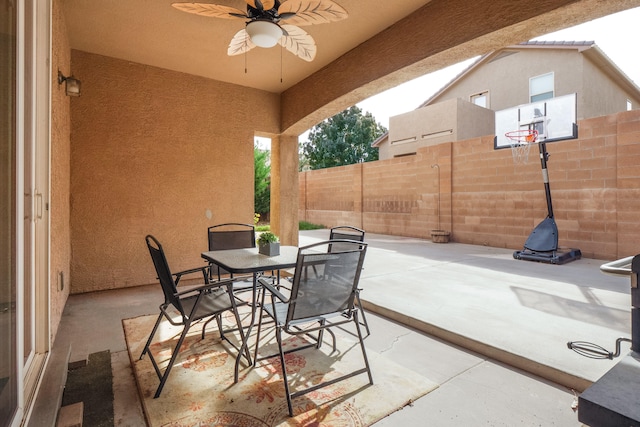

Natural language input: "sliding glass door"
[0,0,17,425]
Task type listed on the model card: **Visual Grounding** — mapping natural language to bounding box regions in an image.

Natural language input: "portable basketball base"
[495,94,581,265]
[512,140,581,264]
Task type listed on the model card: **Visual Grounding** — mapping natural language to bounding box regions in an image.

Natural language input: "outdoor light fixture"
[57,71,81,97]
[246,20,283,48]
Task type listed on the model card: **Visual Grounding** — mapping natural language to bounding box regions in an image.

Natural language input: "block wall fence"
[298,110,640,260]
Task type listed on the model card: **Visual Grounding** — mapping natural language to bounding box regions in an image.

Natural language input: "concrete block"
[56,402,83,427]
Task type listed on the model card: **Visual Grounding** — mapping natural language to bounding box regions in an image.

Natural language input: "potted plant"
[257,231,280,256]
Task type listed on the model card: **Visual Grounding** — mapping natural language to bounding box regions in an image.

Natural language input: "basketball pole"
[537,141,554,219]
[513,138,581,264]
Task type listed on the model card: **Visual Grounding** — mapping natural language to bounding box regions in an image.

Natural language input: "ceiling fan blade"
[228,29,257,56]
[244,0,276,11]
[277,0,347,26]
[278,24,316,62]
[171,3,247,19]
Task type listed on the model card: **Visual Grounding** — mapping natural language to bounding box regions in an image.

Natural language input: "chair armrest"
[258,277,289,303]
[173,265,209,286]
[174,278,233,297]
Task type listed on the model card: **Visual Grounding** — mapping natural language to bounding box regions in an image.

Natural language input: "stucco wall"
[428,46,640,122]
[581,56,640,118]
[299,110,640,261]
[69,51,280,293]
[50,0,72,339]
[386,99,495,159]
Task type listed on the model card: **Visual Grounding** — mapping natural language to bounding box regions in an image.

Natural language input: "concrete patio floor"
[52,230,633,425]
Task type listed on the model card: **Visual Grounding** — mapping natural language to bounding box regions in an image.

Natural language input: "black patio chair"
[207,223,256,288]
[329,226,370,336]
[253,240,373,417]
[140,235,250,398]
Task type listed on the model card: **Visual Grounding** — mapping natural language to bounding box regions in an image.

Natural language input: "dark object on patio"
[61,350,114,427]
[141,235,250,398]
[253,240,373,417]
[208,223,256,287]
[329,226,370,336]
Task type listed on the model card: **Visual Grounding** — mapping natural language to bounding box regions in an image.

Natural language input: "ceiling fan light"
[246,20,282,48]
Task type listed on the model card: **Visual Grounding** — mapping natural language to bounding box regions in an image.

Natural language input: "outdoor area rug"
[123,313,438,426]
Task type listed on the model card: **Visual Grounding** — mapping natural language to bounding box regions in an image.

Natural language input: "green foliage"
[299,221,325,230]
[254,146,271,216]
[257,231,279,245]
[256,225,270,232]
[299,106,386,170]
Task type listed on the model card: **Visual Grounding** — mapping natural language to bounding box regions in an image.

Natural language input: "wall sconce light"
[57,71,81,97]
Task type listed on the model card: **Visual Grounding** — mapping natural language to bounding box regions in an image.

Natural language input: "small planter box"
[431,230,450,243]
[258,242,280,256]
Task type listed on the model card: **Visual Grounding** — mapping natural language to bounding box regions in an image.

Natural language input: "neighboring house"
[374,41,640,159]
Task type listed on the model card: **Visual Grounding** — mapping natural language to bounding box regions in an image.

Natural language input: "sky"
[256,6,640,148]
[356,6,640,130]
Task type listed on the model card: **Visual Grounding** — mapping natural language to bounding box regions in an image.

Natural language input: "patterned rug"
[123,313,438,426]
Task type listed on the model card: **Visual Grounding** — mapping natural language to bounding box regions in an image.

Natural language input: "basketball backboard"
[494,93,577,149]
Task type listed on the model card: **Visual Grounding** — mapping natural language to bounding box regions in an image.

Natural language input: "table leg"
[234,272,258,383]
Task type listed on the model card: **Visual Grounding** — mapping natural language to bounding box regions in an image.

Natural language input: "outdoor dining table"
[201,246,299,382]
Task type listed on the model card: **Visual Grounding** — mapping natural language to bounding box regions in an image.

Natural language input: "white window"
[530,73,554,102]
[627,99,633,111]
[471,91,488,108]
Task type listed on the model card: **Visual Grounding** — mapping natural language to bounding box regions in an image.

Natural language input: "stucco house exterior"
[5,2,640,426]
[374,41,640,159]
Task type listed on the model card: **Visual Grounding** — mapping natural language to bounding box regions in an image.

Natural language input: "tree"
[254,145,270,218]
[300,106,386,170]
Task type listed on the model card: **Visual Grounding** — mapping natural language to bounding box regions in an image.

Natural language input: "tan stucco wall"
[300,110,640,261]
[50,0,72,340]
[386,99,495,158]
[581,55,640,118]
[428,46,640,120]
[69,51,280,293]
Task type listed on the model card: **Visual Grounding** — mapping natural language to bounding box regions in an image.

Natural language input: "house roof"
[372,40,640,147]
[419,40,640,107]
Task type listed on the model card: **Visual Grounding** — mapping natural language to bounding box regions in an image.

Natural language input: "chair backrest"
[207,223,256,251]
[328,226,365,253]
[287,240,367,325]
[145,235,183,314]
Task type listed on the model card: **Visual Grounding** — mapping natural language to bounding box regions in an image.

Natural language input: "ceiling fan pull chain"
[280,44,283,83]
[245,49,248,74]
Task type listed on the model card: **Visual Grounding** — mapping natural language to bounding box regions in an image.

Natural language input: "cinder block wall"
[299,110,640,260]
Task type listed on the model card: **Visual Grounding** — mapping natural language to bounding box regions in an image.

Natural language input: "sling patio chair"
[207,222,260,291]
[329,225,370,336]
[252,240,373,417]
[140,235,250,398]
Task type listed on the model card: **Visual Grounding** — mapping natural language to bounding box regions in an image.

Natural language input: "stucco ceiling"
[62,0,431,93]
[62,0,640,133]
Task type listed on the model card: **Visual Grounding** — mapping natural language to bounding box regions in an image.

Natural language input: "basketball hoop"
[505,129,538,164]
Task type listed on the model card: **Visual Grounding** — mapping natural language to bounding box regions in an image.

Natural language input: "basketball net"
[505,129,538,164]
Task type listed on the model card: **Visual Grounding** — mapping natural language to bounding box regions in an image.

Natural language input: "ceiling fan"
[171,0,348,62]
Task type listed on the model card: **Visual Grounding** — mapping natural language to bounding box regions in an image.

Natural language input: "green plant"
[255,225,270,232]
[257,231,279,245]
[299,221,325,230]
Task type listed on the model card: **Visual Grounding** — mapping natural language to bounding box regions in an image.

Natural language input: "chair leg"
[231,302,252,366]
[154,321,192,398]
[200,314,222,340]
[139,313,163,360]
[353,311,374,385]
[355,291,371,337]
[275,325,294,417]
